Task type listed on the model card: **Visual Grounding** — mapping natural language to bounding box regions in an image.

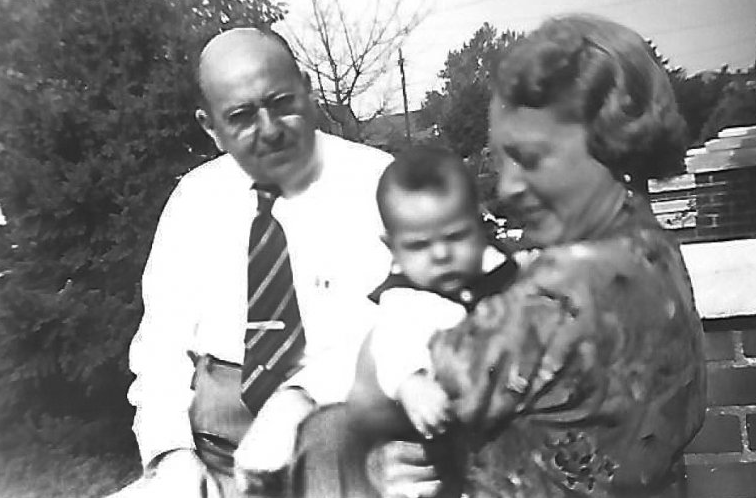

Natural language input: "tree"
[283,0,424,141]
[0,0,285,473]
[698,79,756,142]
[418,23,520,159]
[667,66,735,146]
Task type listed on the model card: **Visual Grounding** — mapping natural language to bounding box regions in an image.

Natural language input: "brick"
[695,214,718,228]
[732,199,756,211]
[703,316,756,333]
[684,412,742,454]
[697,204,731,216]
[743,328,756,357]
[685,462,756,498]
[707,365,756,406]
[702,331,735,361]
[748,414,756,450]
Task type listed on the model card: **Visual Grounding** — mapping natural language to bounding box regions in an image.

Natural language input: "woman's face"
[488,94,617,247]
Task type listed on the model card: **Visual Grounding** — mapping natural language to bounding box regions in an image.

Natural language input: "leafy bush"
[0,0,285,464]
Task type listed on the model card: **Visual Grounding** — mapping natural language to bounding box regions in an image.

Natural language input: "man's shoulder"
[171,153,246,199]
[317,131,392,171]
[178,153,240,186]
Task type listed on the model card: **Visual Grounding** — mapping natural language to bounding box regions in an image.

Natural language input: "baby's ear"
[379,232,391,249]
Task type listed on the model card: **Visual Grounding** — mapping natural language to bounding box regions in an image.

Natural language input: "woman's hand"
[367,440,443,498]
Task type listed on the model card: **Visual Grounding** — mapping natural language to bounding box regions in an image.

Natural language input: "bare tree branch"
[281,0,427,139]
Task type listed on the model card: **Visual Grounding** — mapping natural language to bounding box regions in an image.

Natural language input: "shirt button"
[460,289,473,303]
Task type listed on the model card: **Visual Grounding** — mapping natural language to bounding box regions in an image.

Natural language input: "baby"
[369,144,516,439]
[234,145,516,492]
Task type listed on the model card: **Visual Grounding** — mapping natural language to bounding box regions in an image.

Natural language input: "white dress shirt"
[127,131,393,466]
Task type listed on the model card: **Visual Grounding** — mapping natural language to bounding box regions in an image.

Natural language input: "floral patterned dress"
[430,193,706,498]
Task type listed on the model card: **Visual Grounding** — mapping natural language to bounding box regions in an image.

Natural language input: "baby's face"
[385,189,486,294]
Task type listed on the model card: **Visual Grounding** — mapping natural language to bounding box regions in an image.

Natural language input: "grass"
[0,415,142,498]
[0,446,141,498]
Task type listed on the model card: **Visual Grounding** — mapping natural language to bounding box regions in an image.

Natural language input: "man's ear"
[301,71,313,94]
[195,108,225,152]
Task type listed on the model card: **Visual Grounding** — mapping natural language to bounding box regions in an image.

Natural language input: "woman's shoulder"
[530,228,680,281]
[513,229,694,316]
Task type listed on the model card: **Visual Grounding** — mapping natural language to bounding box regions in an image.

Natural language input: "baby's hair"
[377,145,479,232]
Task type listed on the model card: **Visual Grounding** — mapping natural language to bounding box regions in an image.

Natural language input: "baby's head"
[377,145,486,294]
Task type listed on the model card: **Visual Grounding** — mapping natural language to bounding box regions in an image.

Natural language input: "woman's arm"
[430,239,705,475]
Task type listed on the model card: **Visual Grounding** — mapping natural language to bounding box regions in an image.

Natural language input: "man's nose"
[256,107,284,143]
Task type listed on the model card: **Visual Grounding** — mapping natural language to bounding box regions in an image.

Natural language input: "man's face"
[198,35,318,192]
[385,189,486,294]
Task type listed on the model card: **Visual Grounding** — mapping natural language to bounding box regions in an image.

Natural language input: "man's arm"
[127,181,202,468]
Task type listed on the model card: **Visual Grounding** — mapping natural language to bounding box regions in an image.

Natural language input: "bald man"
[111,28,396,497]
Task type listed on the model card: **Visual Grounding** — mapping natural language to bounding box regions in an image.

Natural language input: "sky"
[0,0,752,226]
[284,0,756,113]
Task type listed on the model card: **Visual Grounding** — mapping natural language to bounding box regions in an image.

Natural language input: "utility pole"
[398,48,412,143]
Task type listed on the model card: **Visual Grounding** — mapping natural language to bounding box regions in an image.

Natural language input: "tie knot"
[254,184,281,214]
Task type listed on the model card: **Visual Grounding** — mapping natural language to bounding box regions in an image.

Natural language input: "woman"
[295,14,705,498]
[427,13,706,498]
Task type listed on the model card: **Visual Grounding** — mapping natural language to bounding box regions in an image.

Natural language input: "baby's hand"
[397,371,454,440]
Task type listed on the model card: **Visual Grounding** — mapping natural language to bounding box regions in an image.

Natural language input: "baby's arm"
[396,370,454,439]
[234,387,316,490]
[371,289,466,438]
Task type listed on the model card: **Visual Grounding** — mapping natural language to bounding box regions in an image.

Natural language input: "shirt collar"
[225,131,325,197]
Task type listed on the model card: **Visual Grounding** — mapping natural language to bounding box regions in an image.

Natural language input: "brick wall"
[649,124,756,244]
[652,125,756,497]
[684,316,756,498]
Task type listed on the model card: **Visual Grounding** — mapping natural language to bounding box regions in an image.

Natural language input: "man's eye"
[269,93,297,112]
[228,108,257,125]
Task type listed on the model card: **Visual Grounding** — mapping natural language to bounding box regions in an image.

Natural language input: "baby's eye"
[446,228,471,242]
[402,240,429,251]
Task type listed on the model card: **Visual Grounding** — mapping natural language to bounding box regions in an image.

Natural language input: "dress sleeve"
[431,240,704,458]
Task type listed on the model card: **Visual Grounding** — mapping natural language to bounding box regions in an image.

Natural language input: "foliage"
[418,23,520,159]
[0,414,140,497]
[666,66,740,146]
[0,0,285,463]
[698,79,756,142]
[284,0,424,140]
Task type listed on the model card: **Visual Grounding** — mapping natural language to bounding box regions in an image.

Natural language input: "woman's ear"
[195,108,225,152]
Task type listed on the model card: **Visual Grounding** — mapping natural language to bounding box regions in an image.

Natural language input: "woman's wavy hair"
[491,14,688,182]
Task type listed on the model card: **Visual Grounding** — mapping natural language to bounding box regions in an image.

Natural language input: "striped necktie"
[241,185,305,414]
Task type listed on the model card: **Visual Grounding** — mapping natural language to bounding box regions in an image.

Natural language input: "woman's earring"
[622,173,634,198]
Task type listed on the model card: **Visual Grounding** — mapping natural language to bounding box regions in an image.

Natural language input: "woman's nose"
[496,158,526,203]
